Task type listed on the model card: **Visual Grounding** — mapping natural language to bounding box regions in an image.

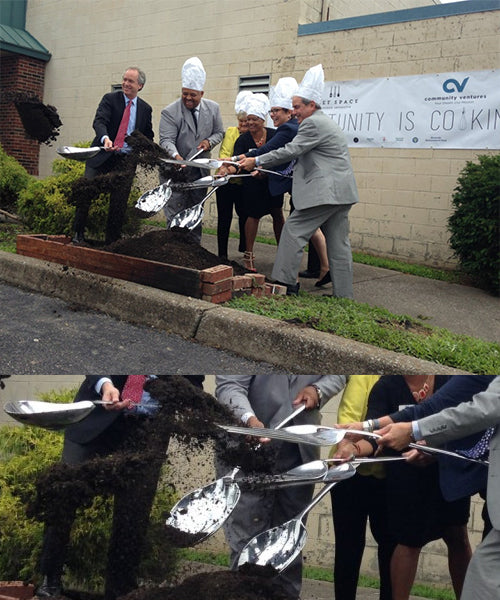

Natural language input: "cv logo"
[442,77,469,93]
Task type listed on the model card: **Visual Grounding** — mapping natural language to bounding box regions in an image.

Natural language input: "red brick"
[202,289,233,303]
[249,273,266,287]
[232,275,253,291]
[202,278,233,295]
[265,282,287,296]
[231,289,252,298]
[199,265,233,283]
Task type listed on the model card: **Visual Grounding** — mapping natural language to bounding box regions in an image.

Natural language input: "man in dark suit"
[34,374,181,600]
[72,67,154,244]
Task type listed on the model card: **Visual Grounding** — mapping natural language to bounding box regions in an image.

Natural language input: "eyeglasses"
[268,108,283,115]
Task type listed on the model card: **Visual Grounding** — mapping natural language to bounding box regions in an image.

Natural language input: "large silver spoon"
[168,187,219,230]
[56,146,105,161]
[164,403,307,547]
[219,424,489,465]
[236,466,356,573]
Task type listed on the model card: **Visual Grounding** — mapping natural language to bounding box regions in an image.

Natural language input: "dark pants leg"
[104,453,165,600]
[105,168,135,244]
[38,421,133,588]
[331,473,394,600]
[307,242,320,273]
[216,185,235,258]
[74,155,134,243]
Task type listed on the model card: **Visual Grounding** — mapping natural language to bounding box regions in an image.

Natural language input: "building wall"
[25,0,499,268]
[0,375,486,587]
[0,53,46,174]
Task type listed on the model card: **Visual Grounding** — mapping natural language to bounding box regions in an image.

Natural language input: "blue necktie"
[457,426,495,459]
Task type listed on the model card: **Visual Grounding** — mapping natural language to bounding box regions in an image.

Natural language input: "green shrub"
[0,143,32,212]
[0,387,179,590]
[448,155,500,295]
[17,146,142,239]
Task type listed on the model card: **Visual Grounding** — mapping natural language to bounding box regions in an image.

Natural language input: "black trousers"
[215,182,246,256]
[73,154,135,244]
[39,417,166,600]
[330,473,395,600]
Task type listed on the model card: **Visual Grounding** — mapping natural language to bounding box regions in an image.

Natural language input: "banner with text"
[321,70,499,149]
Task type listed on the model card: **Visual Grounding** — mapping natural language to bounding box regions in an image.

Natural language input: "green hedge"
[17,147,142,239]
[448,155,500,296]
[0,143,32,212]
[0,388,179,591]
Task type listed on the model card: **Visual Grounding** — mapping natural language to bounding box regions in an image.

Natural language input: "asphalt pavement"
[0,232,498,374]
[0,281,285,373]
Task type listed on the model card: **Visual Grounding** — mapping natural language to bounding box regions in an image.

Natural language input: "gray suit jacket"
[418,376,500,529]
[215,375,346,464]
[159,97,224,159]
[256,109,359,210]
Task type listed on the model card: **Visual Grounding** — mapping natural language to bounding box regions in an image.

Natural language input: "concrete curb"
[0,251,467,374]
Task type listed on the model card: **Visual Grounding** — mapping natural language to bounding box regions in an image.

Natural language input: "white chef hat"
[242,92,270,120]
[234,90,252,115]
[269,77,298,110]
[296,64,324,106]
[181,57,206,91]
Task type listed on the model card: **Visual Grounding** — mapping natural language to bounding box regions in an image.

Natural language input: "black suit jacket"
[65,375,128,444]
[87,91,154,169]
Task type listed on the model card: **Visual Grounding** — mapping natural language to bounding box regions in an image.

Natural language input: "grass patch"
[0,222,29,252]
[226,294,499,373]
[178,549,455,599]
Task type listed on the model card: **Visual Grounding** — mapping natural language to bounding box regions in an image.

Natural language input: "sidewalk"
[201,234,500,344]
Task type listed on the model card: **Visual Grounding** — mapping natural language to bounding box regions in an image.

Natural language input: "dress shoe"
[275,281,300,296]
[35,575,62,598]
[71,231,85,245]
[315,271,332,287]
[298,269,320,279]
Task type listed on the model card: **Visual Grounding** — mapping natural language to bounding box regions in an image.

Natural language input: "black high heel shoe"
[315,271,331,287]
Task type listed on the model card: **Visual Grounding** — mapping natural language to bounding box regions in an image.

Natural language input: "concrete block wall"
[25,1,499,268]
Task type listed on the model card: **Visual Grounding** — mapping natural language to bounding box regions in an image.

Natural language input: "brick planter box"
[0,582,34,600]
[16,235,284,304]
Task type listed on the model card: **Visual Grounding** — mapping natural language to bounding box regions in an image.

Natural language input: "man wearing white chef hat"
[159,57,224,242]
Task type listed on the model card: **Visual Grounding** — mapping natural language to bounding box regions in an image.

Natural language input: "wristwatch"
[311,384,323,407]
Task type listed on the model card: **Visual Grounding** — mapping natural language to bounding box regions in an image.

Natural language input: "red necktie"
[114,100,131,148]
[121,375,146,405]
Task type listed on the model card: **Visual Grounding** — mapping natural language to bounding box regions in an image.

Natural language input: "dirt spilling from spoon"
[30,376,288,600]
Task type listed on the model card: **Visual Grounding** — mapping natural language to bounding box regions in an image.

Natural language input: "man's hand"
[101,381,128,411]
[377,422,413,451]
[239,156,256,171]
[245,415,271,443]
[197,139,211,152]
[293,386,320,410]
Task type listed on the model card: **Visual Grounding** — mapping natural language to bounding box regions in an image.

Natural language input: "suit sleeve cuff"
[412,421,424,442]
[95,377,112,395]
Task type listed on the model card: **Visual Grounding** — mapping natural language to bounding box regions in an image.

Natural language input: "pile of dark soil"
[9,92,62,145]
[123,570,288,600]
[105,229,247,274]
[30,377,286,600]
